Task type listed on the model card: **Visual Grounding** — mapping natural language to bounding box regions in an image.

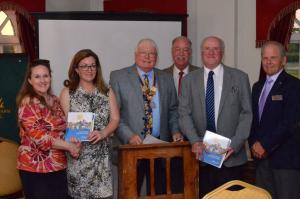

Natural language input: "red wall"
[104,0,186,14]
[0,0,45,12]
[104,0,187,35]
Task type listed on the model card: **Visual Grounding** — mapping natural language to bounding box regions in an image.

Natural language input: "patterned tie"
[206,71,216,132]
[259,78,273,120]
[178,71,184,95]
[142,74,153,136]
[144,74,149,89]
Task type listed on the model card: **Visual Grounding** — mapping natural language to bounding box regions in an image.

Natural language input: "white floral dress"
[67,87,112,199]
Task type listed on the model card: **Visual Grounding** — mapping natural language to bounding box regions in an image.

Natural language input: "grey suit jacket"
[110,65,179,144]
[163,64,199,74]
[178,65,252,167]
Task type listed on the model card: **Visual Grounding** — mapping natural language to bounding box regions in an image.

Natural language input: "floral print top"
[17,96,67,173]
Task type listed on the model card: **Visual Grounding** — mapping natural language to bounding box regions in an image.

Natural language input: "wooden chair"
[202,180,272,199]
[118,141,199,199]
[0,138,23,198]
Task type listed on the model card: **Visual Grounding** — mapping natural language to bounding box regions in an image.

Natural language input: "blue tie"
[206,71,216,132]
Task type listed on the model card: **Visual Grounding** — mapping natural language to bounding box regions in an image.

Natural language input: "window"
[0,10,22,53]
[286,9,300,78]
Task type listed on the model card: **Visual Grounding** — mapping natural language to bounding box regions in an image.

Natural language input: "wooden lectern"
[118,141,199,199]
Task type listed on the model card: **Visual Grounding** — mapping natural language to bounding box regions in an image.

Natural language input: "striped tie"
[206,71,216,132]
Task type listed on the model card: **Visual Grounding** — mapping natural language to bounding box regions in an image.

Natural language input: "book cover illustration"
[201,130,231,168]
[65,112,95,142]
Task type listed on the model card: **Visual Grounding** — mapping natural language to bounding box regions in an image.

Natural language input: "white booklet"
[142,134,169,144]
[200,130,231,168]
[65,112,95,142]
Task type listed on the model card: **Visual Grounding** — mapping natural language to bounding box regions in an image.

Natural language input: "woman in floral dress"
[60,49,119,199]
[16,59,80,199]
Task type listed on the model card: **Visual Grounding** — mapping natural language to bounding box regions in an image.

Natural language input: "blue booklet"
[65,112,95,142]
[201,131,231,168]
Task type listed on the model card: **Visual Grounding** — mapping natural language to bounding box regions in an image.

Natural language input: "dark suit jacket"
[179,65,252,167]
[110,65,179,144]
[249,70,300,169]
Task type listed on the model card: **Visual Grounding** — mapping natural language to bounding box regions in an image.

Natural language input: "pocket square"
[272,95,283,101]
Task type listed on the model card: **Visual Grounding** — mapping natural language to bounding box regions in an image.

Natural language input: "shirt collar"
[266,69,283,83]
[136,66,154,79]
[204,64,223,76]
[173,64,189,74]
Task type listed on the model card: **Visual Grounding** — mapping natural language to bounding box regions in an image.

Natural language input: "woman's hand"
[68,137,81,158]
[88,130,106,144]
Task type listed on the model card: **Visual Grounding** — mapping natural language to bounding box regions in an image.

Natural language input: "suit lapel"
[155,69,164,117]
[253,80,265,123]
[218,67,231,115]
[262,71,286,117]
[198,68,206,121]
[255,81,265,104]
[128,66,144,110]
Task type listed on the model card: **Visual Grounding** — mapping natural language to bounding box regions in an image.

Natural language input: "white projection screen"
[35,12,184,95]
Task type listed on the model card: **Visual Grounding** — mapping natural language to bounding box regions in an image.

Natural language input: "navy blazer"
[249,70,300,169]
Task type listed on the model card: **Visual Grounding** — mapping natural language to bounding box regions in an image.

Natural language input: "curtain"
[16,12,36,62]
[256,0,295,48]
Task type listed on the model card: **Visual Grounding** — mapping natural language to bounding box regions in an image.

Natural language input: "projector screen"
[35,12,183,95]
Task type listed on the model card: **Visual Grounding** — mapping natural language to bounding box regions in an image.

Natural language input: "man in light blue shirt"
[110,38,182,196]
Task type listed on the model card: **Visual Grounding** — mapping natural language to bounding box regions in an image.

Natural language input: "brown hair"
[16,59,52,107]
[64,49,109,95]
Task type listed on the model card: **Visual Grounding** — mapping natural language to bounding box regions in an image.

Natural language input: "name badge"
[272,95,283,101]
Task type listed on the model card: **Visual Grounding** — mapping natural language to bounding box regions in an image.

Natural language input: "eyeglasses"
[138,52,157,58]
[78,64,97,71]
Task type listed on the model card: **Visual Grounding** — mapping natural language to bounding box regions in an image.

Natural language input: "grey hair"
[201,36,225,51]
[135,38,158,54]
[172,36,192,48]
[261,41,286,57]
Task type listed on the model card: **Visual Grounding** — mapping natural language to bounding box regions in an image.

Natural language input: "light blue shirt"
[259,69,283,102]
[137,67,160,137]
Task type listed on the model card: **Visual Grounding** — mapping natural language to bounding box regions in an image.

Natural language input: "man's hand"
[129,134,143,145]
[192,142,205,160]
[224,147,234,160]
[251,141,267,159]
[172,132,184,142]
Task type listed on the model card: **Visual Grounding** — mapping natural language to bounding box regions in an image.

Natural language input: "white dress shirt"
[173,65,189,94]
